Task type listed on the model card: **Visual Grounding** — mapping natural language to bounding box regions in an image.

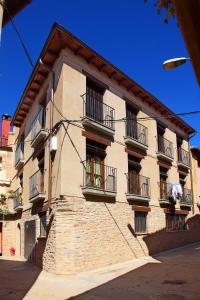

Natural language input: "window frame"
[39,212,47,238]
[166,213,187,232]
[134,211,147,234]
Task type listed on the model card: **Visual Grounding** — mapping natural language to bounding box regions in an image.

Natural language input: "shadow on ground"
[0,259,40,300]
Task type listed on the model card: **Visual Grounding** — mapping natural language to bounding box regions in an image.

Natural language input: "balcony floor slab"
[82,117,115,137]
[126,194,150,202]
[29,193,45,203]
[157,152,174,163]
[124,137,148,151]
[82,187,116,198]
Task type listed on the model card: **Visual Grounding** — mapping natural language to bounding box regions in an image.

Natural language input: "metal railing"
[158,136,174,158]
[0,137,8,147]
[178,148,190,167]
[159,182,173,201]
[126,173,150,197]
[13,188,23,209]
[180,188,192,206]
[29,169,45,200]
[83,160,117,192]
[31,107,46,141]
[82,93,115,130]
[15,142,24,166]
[126,121,148,146]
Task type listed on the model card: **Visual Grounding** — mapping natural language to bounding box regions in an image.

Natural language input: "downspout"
[188,131,197,215]
[39,59,55,209]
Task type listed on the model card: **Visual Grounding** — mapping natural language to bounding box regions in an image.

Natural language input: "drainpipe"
[188,132,196,215]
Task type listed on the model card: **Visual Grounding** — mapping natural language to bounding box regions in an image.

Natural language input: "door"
[126,106,137,139]
[129,169,140,195]
[0,222,2,255]
[86,156,104,189]
[24,220,36,262]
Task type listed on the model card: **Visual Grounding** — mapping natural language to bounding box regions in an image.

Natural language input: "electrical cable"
[0,0,34,67]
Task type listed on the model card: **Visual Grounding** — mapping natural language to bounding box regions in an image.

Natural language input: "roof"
[172,0,200,85]
[2,0,32,27]
[11,23,195,135]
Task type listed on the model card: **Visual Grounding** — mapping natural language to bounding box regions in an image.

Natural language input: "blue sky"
[0,0,199,145]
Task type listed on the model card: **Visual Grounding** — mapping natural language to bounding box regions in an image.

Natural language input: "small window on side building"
[135,211,147,234]
[39,212,47,237]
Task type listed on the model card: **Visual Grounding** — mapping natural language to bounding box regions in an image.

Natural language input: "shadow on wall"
[26,212,54,269]
[143,214,200,255]
[0,259,40,300]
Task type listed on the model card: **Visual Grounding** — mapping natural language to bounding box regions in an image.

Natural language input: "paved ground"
[0,243,200,300]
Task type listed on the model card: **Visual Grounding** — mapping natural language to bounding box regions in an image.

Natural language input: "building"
[0,0,32,39]
[172,0,200,85]
[0,115,15,255]
[1,23,200,273]
[190,147,200,212]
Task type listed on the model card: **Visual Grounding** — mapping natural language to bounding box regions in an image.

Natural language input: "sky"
[0,0,199,146]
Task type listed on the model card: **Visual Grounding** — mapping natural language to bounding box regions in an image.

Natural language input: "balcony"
[29,170,45,203]
[124,121,148,151]
[159,182,175,204]
[81,93,115,136]
[31,108,47,148]
[13,189,23,211]
[177,148,190,169]
[157,136,174,162]
[15,142,24,169]
[82,160,117,198]
[126,174,150,202]
[180,188,192,207]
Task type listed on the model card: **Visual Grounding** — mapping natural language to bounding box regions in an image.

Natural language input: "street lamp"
[162,57,190,70]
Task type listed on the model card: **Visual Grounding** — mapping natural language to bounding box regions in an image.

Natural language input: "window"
[86,140,106,189]
[128,156,141,195]
[126,104,138,139]
[86,78,104,122]
[166,213,187,232]
[39,212,47,237]
[135,211,147,234]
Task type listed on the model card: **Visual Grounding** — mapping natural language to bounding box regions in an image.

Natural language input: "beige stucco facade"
[1,25,199,273]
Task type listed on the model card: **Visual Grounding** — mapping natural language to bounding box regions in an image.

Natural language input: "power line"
[0,0,34,67]
[50,99,200,124]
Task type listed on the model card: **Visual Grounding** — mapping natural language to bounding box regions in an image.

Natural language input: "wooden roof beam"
[109,71,117,79]
[74,46,83,56]
[86,55,95,64]
[98,63,106,72]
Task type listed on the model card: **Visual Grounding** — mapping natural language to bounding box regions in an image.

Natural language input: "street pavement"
[0,243,200,300]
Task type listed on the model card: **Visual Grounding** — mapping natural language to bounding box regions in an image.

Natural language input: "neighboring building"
[0,0,32,27]
[190,147,200,212]
[172,0,200,85]
[1,23,200,273]
[0,114,15,256]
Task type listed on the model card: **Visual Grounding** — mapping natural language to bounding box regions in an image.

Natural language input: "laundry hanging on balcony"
[171,184,183,200]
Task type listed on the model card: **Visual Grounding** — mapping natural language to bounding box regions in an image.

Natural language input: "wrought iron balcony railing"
[82,93,115,130]
[180,188,192,206]
[125,121,148,146]
[158,136,174,159]
[31,107,46,142]
[126,173,150,197]
[178,148,190,167]
[29,169,45,200]
[83,160,117,192]
[15,142,24,166]
[13,188,23,210]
